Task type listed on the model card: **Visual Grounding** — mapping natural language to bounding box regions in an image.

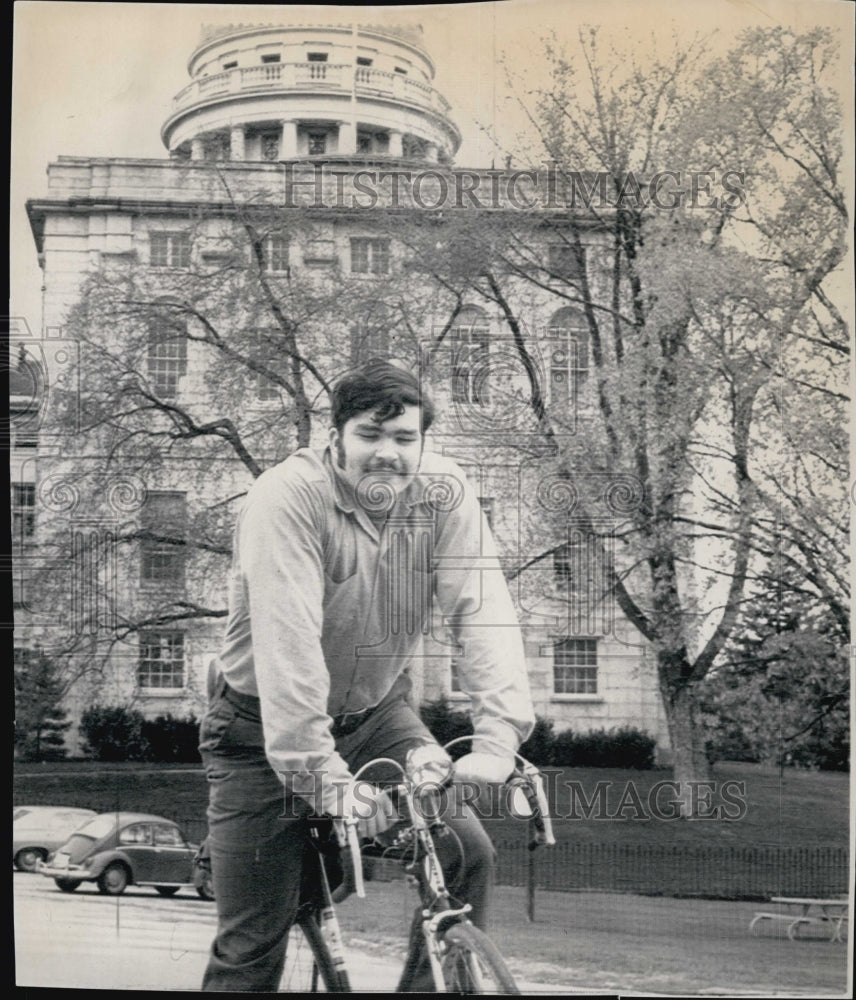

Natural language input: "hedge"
[79,705,201,763]
[419,700,656,769]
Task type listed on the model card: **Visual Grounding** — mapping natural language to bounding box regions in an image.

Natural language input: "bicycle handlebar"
[331,738,554,903]
[441,736,556,848]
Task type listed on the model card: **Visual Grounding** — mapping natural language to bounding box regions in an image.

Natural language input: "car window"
[118,823,153,846]
[46,812,87,831]
[153,824,185,847]
[71,814,116,840]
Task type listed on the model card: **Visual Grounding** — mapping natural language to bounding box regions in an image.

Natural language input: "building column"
[190,136,205,161]
[338,120,357,156]
[280,120,299,159]
[388,130,403,158]
[424,142,439,164]
[230,125,245,162]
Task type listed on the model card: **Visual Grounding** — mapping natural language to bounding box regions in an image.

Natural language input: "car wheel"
[97,862,130,896]
[195,867,215,901]
[14,848,46,872]
[54,878,81,892]
[155,885,180,897]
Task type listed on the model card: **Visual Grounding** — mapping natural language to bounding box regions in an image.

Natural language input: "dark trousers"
[199,679,495,992]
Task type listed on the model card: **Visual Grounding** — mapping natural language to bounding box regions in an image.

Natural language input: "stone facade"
[17,22,670,760]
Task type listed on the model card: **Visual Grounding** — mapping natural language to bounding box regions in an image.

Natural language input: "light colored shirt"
[219,446,535,815]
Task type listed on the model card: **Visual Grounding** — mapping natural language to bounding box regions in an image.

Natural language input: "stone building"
[19,22,669,757]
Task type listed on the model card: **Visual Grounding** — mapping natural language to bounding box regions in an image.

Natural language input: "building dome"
[161,22,462,165]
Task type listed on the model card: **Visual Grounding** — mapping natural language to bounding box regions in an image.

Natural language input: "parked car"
[38,811,214,899]
[13,806,98,872]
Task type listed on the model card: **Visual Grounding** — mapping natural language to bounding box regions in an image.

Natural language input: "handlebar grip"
[530,770,556,848]
[512,767,555,850]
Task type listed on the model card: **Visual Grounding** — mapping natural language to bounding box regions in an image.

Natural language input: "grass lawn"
[334,881,851,996]
[13,759,850,850]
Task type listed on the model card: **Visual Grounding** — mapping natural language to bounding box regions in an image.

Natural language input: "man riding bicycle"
[199,359,535,991]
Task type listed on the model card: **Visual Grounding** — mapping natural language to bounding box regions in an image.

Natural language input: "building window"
[548,243,586,283]
[548,307,589,400]
[13,429,39,449]
[478,497,494,529]
[307,52,328,62]
[308,132,327,155]
[260,132,280,161]
[222,61,237,70]
[402,135,426,159]
[357,132,373,154]
[450,306,490,405]
[248,331,281,401]
[554,542,573,589]
[262,234,289,273]
[147,323,187,397]
[138,632,185,689]
[350,317,390,364]
[394,66,407,75]
[150,232,191,269]
[554,638,598,694]
[450,658,462,693]
[356,56,373,66]
[350,237,390,275]
[203,134,231,162]
[11,484,36,541]
[140,492,186,586]
[261,53,281,64]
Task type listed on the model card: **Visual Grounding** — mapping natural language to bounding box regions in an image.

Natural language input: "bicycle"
[279,736,554,993]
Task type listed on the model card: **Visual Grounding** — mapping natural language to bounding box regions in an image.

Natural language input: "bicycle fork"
[423,905,473,990]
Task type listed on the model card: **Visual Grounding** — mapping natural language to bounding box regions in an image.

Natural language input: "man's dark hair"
[331,360,435,433]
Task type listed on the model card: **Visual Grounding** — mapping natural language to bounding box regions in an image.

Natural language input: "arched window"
[547,307,589,402]
[450,306,490,405]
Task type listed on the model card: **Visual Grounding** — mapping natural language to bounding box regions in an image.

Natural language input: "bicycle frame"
[294,740,553,992]
[347,737,554,991]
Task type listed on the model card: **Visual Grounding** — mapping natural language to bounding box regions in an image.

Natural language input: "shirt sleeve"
[237,468,351,817]
[432,468,535,756]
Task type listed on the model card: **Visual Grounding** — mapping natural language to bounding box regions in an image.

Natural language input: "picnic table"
[749,896,849,942]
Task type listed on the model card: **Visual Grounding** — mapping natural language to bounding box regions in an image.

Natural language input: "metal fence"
[180,818,848,901]
[492,840,850,900]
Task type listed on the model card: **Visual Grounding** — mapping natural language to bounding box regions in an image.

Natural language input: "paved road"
[13,872,561,992]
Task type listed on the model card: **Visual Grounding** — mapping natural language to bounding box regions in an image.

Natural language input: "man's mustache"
[363,461,403,472]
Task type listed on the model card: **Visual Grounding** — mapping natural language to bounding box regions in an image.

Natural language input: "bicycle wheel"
[279,913,351,992]
[439,922,519,994]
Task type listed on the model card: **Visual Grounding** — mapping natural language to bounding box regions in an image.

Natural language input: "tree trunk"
[661,678,713,817]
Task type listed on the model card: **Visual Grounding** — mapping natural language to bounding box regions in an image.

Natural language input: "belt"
[218,673,374,740]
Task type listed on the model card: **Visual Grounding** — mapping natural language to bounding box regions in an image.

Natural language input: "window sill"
[137,688,186,698]
[550,694,603,703]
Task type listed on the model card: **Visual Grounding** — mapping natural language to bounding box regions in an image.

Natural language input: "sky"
[10,0,855,333]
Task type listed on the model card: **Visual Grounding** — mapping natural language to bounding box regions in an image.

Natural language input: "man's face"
[330,404,424,501]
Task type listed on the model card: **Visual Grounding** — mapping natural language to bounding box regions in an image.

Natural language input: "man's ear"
[329,425,340,450]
